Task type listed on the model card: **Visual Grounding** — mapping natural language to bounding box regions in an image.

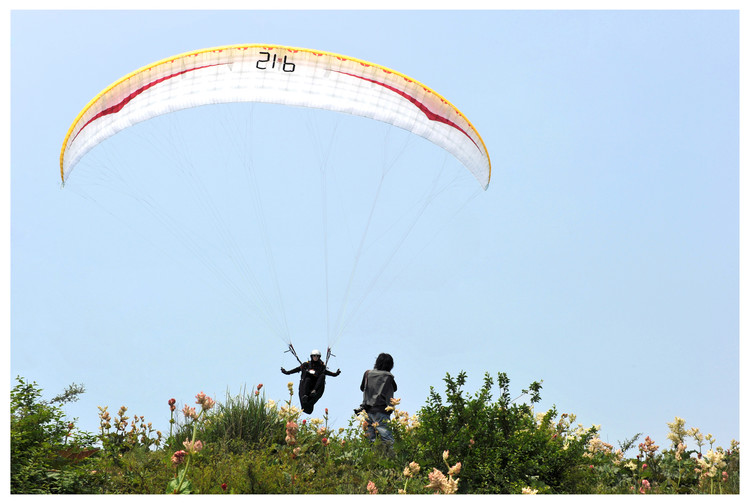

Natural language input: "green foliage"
[197,385,285,451]
[411,371,595,493]
[9,372,741,494]
[10,376,98,493]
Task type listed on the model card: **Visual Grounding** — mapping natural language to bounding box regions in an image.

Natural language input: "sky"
[7,5,742,465]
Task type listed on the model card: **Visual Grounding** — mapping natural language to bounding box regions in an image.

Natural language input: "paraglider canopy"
[59,44,492,361]
[60,44,491,189]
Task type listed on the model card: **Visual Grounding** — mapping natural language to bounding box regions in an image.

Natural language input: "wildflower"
[586,437,614,456]
[182,405,198,420]
[404,462,421,478]
[642,463,648,470]
[675,442,686,461]
[638,436,659,458]
[257,383,263,390]
[266,399,276,409]
[443,477,459,494]
[286,420,299,435]
[425,468,448,493]
[722,471,729,482]
[443,450,450,462]
[469,438,475,446]
[696,449,727,479]
[285,421,299,446]
[406,461,421,477]
[667,417,688,446]
[183,439,204,454]
[171,450,187,465]
[612,449,624,465]
[322,437,329,446]
[522,487,538,494]
[367,481,378,494]
[286,421,298,434]
[291,447,301,459]
[325,407,329,415]
[287,382,294,394]
[639,479,651,494]
[221,483,227,491]
[448,462,462,477]
[425,468,458,494]
[195,392,216,411]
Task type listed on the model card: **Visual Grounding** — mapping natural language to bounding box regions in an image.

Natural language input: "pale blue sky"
[9,8,740,457]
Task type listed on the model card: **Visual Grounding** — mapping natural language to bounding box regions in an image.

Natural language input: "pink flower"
[642,463,648,470]
[195,392,216,411]
[448,462,462,476]
[285,421,299,445]
[183,439,204,454]
[639,479,651,494]
[367,481,378,494]
[171,450,187,465]
[322,437,330,446]
[257,383,263,390]
[182,405,197,420]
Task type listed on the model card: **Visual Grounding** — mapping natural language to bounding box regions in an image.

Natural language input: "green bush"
[9,371,740,494]
[10,376,99,493]
[410,371,596,493]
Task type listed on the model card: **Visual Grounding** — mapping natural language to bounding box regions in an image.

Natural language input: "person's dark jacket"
[282,360,339,379]
[360,369,397,415]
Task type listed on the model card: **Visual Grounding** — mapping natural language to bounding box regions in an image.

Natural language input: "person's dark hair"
[374,353,394,372]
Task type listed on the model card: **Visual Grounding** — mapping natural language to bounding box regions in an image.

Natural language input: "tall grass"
[198,385,283,451]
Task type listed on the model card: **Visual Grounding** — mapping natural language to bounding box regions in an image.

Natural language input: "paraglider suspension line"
[324,347,335,370]
[285,343,303,366]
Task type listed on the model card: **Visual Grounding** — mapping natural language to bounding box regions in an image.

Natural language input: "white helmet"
[311,349,322,357]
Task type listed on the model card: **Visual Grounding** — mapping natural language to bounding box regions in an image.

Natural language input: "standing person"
[359,353,397,446]
[281,349,341,414]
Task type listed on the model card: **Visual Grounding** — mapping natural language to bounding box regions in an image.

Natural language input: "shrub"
[10,376,98,493]
[411,371,596,493]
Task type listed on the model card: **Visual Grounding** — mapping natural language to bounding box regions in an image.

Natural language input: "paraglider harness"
[285,343,335,374]
[285,343,336,414]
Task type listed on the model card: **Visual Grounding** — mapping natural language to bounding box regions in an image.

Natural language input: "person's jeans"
[365,411,394,445]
